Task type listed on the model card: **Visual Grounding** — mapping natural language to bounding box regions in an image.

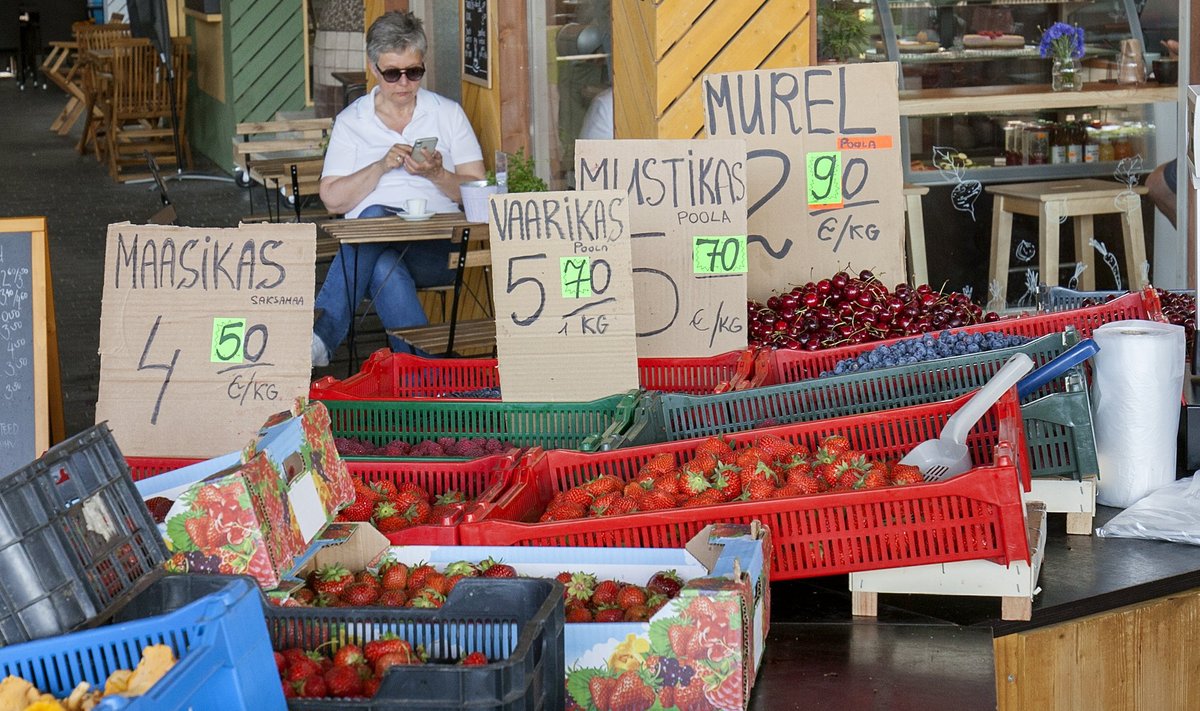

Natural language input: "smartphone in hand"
[411,137,438,159]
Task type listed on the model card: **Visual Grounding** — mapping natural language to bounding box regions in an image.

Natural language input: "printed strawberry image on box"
[137,400,354,588]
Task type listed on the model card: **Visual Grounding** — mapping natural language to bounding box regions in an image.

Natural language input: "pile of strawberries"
[275,637,487,699]
[337,478,469,533]
[540,433,925,521]
[288,557,518,610]
[558,569,683,623]
[334,436,512,458]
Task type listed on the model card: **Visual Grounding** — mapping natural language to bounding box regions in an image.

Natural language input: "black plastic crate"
[0,423,168,645]
[272,577,564,710]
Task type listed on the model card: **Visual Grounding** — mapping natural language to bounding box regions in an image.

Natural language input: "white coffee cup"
[406,198,427,216]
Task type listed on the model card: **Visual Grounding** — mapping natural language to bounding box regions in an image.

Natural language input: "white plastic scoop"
[900,352,1034,482]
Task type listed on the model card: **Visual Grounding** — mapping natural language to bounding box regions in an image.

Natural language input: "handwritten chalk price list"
[489,190,638,401]
[97,223,316,458]
[0,248,31,403]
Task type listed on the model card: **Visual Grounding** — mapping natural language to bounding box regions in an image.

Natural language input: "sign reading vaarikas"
[576,139,749,357]
[97,223,315,457]
[488,190,638,401]
[704,63,905,301]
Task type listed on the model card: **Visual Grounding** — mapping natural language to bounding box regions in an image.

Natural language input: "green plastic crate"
[594,330,1098,481]
[322,390,641,452]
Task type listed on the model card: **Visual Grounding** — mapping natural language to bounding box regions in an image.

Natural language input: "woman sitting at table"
[312,10,485,366]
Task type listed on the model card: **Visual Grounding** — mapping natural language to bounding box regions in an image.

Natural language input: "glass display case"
[846,0,1178,184]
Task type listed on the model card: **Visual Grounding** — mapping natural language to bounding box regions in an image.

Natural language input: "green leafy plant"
[817,1,870,63]
[486,148,548,193]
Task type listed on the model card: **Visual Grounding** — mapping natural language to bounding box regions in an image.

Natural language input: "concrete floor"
[0,79,365,440]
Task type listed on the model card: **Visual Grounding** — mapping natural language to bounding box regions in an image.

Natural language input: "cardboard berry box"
[135,400,353,588]
[276,521,770,711]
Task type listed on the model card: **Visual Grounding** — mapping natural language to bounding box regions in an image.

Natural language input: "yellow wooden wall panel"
[655,0,764,113]
[656,0,810,139]
[461,82,500,169]
[994,589,1200,711]
[655,0,718,60]
[760,14,811,69]
[612,0,659,138]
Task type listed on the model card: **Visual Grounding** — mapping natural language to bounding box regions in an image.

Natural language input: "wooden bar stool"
[903,184,930,285]
[987,178,1149,306]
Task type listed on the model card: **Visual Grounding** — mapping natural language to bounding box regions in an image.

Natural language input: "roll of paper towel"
[1092,319,1185,508]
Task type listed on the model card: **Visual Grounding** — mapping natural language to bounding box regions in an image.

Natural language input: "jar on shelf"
[1098,129,1115,162]
[1024,123,1051,165]
[1112,126,1135,160]
[1004,121,1024,165]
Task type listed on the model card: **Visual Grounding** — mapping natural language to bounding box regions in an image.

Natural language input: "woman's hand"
[378,143,414,172]
[403,146,445,179]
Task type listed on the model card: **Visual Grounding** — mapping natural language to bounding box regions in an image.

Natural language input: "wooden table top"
[986,178,1150,201]
[319,213,489,244]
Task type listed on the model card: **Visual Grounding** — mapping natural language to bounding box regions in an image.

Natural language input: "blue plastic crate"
[0,575,284,711]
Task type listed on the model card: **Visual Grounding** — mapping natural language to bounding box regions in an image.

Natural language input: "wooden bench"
[232,118,331,221]
[389,233,496,356]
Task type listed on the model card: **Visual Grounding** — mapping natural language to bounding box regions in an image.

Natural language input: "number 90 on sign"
[693,236,747,274]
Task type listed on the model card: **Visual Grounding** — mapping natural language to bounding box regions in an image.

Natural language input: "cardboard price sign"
[576,139,749,357]
[704,63,905,301]
[96,222,316,457]
[488,190,638,401]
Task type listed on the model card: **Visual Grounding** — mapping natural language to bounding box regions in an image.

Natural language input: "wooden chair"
[42,27,87,135]
[73,22,131,158]
[103,37,190,181]
[232,118,332,221]
[390,229,497,356]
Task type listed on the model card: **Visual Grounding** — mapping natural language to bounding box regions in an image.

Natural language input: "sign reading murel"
[96,223,315,458]
[576,139,749,357]
[704,63,905,301]
[487,190,638,402]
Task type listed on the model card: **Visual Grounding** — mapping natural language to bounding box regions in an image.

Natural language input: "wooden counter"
[751,504,1200,710]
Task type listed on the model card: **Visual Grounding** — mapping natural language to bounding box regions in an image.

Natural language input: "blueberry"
[967,343,980,352]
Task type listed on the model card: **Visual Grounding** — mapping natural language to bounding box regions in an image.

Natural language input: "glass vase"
[1051,56,1083,92]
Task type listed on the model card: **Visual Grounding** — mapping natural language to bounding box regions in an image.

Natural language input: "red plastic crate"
[460,389,1031,580]
[349,453,519,545]
[126,457,201,481]
[769,287,1163,383]
[309,348,761,399]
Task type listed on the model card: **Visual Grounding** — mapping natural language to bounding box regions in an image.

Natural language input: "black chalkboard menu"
[0,220,51,476]
[462,0,491,87]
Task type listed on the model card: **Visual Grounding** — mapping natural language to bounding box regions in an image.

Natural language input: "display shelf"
[906,160,1152,186]
[900,84,1176,117]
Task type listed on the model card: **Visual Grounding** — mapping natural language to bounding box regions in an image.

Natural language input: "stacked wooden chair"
[73,22,131,159]
[102,36,191,182]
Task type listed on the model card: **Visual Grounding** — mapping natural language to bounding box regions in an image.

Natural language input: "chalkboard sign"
[462,0,492,88]
[0,219,51,476]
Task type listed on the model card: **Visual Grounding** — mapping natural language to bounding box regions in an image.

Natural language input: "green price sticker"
[806,151,843,206]
[560,257,593,298]
[693,236,748,274]
[211,317,245,363]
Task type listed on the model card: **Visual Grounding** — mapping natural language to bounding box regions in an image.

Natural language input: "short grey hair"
[366,11,427,62]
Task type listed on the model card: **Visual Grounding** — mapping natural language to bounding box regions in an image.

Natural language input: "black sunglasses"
[376,63,426,83]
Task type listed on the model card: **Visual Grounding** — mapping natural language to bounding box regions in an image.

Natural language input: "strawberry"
[745,478,777,500]
[369,480,399,501]
[589,676,617,711]
[461,652,488,666]
[407,563,437,592]
[408,588,446,608]
[423,572,451,596]
[445,574,466,593]
[444,560,481,578]
[290,588,316,605]
[679,468,712,497]
[616,584,647,610]
[183,517,220,550]
[333,644,365,668]
[374,651,417,676]
[273,651,286,672]
[673,674,707,711]
[646,570,683,598]
[587,475,623,497]
[373,502,409,534]
[377,589,408,607]
[588,492,620,516]
[645,593,669,617]
[310,564,353,598]
[562,487,595,508]
[890,462,924,485]
[565,572,597,602]
[355,571,380,587]
[682,490,723,508]
[379,562,409,591]
[540,501,586,521]
[605,496,639,516]
[481,559,516,578]
[818,434,852,460]
[637,452,677,478]
[364,635,415,665]
[711,466,742,502]
[341,581,381,606]
[362,676,381,697]
[623,481,649,501]
[683,453,718,479]
[292,673,327,698]
[861,469,889,489]
[608,670,654,711]
[694,436,733,462]
[754,433,795,463]
[593,606,625,623]
[703,666,743,710]
[623,604,650,622]
[324,664,364,697]
[338,495,376,522]
[639,491,675,511]
[566,603,593,623]
[591,579,621,607]
[285,654,322,681]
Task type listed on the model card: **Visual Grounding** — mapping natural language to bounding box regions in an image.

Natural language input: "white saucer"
[399,212,433,222]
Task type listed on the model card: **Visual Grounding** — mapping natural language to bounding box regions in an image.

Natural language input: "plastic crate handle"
[1016,339,1098,399]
